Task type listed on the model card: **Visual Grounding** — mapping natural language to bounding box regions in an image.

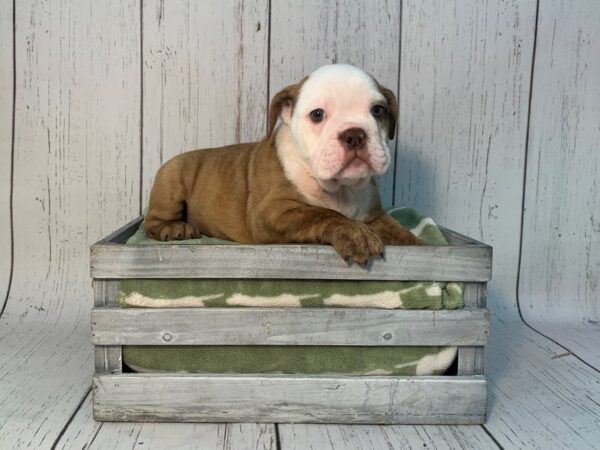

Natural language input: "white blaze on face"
[289,64,392,191]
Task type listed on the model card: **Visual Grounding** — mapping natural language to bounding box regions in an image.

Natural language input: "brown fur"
[145,76,421,265]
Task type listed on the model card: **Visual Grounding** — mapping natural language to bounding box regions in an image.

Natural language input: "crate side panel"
[93,374,487,424]
[90,244,492,281]
[91,307,490,346]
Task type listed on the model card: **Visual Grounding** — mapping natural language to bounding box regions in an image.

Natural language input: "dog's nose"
[339,127,367,150]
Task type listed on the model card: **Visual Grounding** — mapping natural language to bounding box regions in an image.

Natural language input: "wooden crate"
[90,217,492,424]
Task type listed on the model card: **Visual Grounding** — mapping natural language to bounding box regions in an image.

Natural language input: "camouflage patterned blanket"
[121,208,462,376]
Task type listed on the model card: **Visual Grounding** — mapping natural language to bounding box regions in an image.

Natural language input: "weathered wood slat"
[61,319,600,446]
[95,346,122,374]
[94,280,122,373]
[54,394,277,450]
[439,226,488,247]
[458,283,487,375]
[105,219,490,249]
[93,374,487,424]
[457,347,485,376]
[94,217,142,245]
[91,307,490,346]
[90,243,492,281]
[93,279,120,308]
[57,395,496,449]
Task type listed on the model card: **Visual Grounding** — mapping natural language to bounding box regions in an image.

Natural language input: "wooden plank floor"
[520,319,600,371]
[0,320,93,449]
[484,319,600,449]
[20,317,592,450]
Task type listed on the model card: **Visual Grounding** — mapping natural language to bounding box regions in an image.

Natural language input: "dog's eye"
[309,108,325,123]
[371,105,387,119]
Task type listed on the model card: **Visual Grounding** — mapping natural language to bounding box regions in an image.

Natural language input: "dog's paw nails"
[353,255,369,267]
[329,221,385,267]
[157,221,198,241]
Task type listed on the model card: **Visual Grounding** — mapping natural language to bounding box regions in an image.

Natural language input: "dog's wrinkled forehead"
[295,64,384,113]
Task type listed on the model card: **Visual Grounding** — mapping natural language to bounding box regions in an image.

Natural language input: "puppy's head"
[270,64,397,191]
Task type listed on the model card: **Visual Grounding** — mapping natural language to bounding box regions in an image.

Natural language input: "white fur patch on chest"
[313,183,375,221]
[276,127,377,221]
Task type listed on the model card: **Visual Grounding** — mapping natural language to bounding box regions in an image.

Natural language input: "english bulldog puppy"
[145,64,422,265]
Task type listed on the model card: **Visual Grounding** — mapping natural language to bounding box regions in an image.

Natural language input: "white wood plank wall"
[397,0,537,319]
[141,0,269,206]
[1,0,599,448]
[0,0,13,310]
[519,0,600,369]
[0,0,141,447]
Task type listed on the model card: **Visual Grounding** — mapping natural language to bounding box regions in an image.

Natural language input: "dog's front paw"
[326,222,384,266]
[156,221,200,241]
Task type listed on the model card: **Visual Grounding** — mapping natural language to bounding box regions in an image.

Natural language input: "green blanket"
[120,208,463,310]
[121,208,462,376]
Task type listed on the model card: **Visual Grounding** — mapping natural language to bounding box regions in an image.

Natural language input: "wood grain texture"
[52,392,102,450]
[269,0,401,206]
[58,320,600,448]
[55,392,276,449]
[278,424,499,450]
[94,281,122,373]
[439,226,488,247]
[484,318,600,449]
[457,347,484,376]
[0,0,12,308]
[94,218,477,246]
[396,0,537,319]
[0,323,94,448]
[516,321,600,371]
[93,374,487,424]
[90,242,492,281]
[61,396,496,450]
[141,0,269,206]
[93,280,120,308]
[94,217,142,245]
[519,0,600,368]
[0,0,140,447]
[88,423,276,450]
[58,394,496,450]
[6,0,140,324]
[458,284,486,375]
[91,306,490,346]
[1,0,599,447]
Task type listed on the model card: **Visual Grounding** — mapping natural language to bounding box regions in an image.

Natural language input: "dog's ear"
[377,85,398,140]
[268,78,307,135]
